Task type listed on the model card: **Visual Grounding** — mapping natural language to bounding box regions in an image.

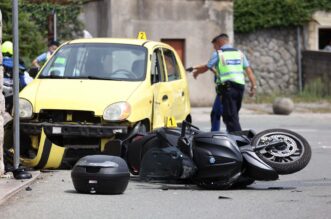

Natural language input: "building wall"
[82,0,234,106]
[235,28,299,94]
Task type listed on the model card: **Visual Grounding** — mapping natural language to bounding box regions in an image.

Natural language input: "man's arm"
[245,66,257,97]
[192,51,218,79]
[192,65,209,79]
[32,58,40,69]
[32,52,47,69]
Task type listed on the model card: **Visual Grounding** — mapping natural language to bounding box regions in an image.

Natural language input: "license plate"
[52,127,62,134]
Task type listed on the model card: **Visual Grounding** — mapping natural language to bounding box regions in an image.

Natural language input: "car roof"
[68,38,170,49]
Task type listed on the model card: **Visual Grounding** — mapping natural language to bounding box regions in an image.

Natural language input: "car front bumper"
[21,122,128,138]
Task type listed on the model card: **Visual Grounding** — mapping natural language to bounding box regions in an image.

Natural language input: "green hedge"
[1,0,84,65]
[234,0,331,33]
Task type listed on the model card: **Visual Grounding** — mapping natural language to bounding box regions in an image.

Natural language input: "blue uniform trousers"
[211,94,222,131]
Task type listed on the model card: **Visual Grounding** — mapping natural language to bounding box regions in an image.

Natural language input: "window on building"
[319,28,331,50]
[161,39,185,66]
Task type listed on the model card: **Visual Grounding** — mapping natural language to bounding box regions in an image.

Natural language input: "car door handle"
[182,91,185,96]
[162,95,168,101]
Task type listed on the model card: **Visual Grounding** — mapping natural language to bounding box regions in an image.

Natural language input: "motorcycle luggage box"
[71,155,130,194]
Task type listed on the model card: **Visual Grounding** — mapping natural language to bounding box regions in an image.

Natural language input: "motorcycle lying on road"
[123,121,311,189]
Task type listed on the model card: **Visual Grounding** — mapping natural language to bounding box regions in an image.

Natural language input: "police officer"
[32,40,60,69]
[193,33,256,132]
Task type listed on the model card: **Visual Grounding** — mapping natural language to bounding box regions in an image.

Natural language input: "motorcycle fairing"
[127,128,182,174]
[139,146,196,180]
[192,132,243,180]
[240,147,279,181]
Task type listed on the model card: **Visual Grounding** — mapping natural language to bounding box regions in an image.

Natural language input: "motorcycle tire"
[252,129,311,175]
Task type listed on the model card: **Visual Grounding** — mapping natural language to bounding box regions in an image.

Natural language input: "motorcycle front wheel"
[252,129,311,175]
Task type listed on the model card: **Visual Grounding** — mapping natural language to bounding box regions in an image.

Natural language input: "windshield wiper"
[84,76,110,80]
[39,75,74,79]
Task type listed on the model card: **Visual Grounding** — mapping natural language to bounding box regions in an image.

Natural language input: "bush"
[300,78,331,99]
[1,0,44,65]
[234,0,331,33]
[1,0,84,65]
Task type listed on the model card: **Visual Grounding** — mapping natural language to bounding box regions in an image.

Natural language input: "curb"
[0,171,40,205]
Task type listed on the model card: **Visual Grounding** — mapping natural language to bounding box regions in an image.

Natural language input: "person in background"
[32,40,60,69]
[2,41,33,88]
[192,33,256,132]
[186,38,223,131]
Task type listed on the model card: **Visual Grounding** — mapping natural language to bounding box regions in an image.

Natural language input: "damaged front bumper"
[9,122,129,169]
[21,122,128,137]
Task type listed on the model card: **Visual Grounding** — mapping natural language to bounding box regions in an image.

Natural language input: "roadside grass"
[244,93,331,104]
[245,79,331,104]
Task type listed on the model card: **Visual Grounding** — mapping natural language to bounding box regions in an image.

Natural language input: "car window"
[151,48,166,84]
[163,49,181,81]
[39,43,147,81]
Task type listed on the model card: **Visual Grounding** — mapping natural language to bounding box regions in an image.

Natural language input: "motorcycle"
[2,56,35,113]
[123,121,311,189]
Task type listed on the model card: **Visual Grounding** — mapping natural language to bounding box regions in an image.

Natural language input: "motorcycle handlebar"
[180,120,200,138]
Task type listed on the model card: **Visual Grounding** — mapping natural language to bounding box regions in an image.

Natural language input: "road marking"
[291,129,319,133]
[320,146,331,149]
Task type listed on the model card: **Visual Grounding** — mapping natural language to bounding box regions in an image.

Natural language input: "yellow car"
[12,38,191,169]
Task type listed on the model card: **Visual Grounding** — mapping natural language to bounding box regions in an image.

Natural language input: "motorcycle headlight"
[19,98,33,119]
[103,102,131,121]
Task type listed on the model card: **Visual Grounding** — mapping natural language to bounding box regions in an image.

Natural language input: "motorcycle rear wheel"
[252,129,311,175]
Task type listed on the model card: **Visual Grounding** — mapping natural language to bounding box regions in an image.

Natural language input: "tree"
[0,0,84,65]
[0,0,44,65]
[21,1,84,41]
[234,0,331,33]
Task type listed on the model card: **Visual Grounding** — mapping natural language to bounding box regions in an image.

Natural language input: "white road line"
[320,146,331,149]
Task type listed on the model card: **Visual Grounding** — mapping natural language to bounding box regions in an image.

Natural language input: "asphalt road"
[1,108,331,219]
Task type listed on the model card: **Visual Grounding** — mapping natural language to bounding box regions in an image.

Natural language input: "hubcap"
[257,132,303,163]
[268,135,298,157]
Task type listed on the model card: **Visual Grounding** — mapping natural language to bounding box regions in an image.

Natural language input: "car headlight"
[19,98,33,119]
[103,102,131,121]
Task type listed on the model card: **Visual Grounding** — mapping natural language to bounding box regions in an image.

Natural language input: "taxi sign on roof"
[137,31,147,40]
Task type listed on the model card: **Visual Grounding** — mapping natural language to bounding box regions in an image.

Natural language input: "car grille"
[38,110,101,123]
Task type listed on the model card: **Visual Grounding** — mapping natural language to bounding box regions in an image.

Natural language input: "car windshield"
[39,43,147,81]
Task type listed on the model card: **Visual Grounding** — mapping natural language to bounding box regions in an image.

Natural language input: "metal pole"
[12,0,31,179]
[0,9,5,176]
[12,0,20,170]
[53,9,57,41]
[297,26,303,92]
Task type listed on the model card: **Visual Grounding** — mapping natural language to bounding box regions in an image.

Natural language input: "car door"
[162,48,188,122]
[151,48,174,129]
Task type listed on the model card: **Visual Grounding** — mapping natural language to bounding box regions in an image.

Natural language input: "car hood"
[20,79,143,116]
